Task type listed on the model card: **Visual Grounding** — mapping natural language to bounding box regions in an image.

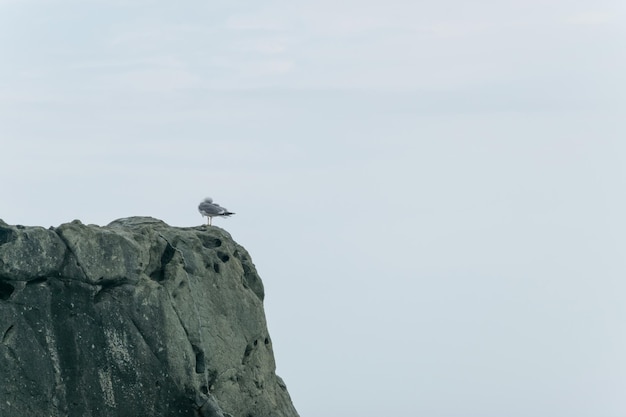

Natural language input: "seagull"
[198,197,235,226]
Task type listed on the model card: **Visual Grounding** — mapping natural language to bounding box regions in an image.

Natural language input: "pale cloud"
[565,11,614,25]
[98,67,203,92]
[107,23,213,50]
[226,4,392,37]
[209,56,295,78]
[225,15,287,32]
[256,41,288,55]
[241,38,291,55]
[63,57,180,71]
[108,28,168,47]
[0,0,33,5]
[1,0,623,94]
[308,14,390,36]
[247,59,295,76]
[417,21,490,38]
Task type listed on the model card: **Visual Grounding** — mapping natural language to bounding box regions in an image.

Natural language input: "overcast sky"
[1,1,626,416]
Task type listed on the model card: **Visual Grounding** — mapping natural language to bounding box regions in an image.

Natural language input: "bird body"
[198,197,234,225]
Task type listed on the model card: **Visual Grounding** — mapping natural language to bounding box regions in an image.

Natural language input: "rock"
[0,217,299,417]
[0,220,66,282]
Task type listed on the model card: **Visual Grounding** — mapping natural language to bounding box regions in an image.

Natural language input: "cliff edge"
[0,217,299,417]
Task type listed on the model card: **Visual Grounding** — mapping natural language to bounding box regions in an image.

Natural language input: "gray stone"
[0,217,299,417]
[0,220,67,282]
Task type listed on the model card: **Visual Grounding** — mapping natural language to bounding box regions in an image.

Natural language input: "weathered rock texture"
[0,217,299,417]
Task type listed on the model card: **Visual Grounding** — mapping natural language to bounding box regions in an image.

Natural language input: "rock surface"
[0,217,299,417]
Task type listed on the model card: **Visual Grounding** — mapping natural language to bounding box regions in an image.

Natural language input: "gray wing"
[214,203,234,216]
[198,200,223,216]
[199,197,234,217]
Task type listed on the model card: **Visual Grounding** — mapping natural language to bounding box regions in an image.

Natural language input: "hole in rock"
[0,281,15,300]
[27,277,48,285]
[0,227,15,245]
[161,242,176,265]
[198,235,222,249]
[216,251,230,263]
[193,345,206,374]
[200,385,208,395]
[264,338,270,345]
[150,242,176,282]
[207,370,218,387]
[244,345,252,357]
[213,263,220,274]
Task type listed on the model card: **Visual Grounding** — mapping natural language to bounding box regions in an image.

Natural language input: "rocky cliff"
[0,217,299,417]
